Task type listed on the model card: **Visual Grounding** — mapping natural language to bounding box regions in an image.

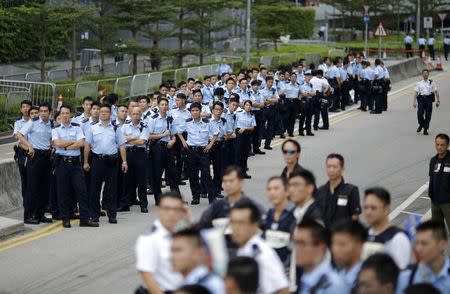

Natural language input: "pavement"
[0,60,449,293]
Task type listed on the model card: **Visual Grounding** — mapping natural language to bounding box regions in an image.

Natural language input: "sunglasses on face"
[282,149,297,155]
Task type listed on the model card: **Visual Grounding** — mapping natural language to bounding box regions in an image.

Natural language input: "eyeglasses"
[282,149,297,155]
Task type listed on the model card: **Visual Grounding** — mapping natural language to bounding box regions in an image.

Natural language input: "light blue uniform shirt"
[148,114,174,143]
[340,67,348,81]
[418,38,426,46]
[209,117,227,141]
[234,87,250,101]
[19,118,52,150]
[179,118,219,147]
[284,82,301,99]
[295,71,305,85]
[374,65,385,80]
[300,83,314,97]
[326,65,340,79]
[80,117,98,136]
[71,112,88,126]
[383,67,390,79]
[13,117,28,136]
[121,121,149,147]
[51,123,85,156]
[275,79,287,93]
[235,111,256,129]
[404,36,413,44]
[362,67,375,81]
[170,107,191,134]
[444,38,450,45]
[354,63,363,78]
[183,266,225,294]
[222,108,239,134]
[217,63,232,76]
[396,257,450,294]
[250,90,263,110]
[85,121,126,155]
[336,261,362,291]
[298,259,348,294]
[428,38,436,45]
[260,86,279,105]
[167,95,177,110]
[257,75,267,89]
[201,85,215,104]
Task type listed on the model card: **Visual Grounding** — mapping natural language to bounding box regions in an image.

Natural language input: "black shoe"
[216,194,225,199]
[319,126,329,130]
[132,199,140,206]
[39,216,53,223]
[288,134,294,138]
[417,126,423,133]
[370,111,381,114]
[117,206,130,212]
[70,214,80,220]
[146,188,154,195]
[264,146,273,150]
[424,129,429,135]
[178,181,187,186]
[254,150,266,155]
[191,198,200,205]
[92,218,99,223]
[243,173,252,179]
[53,215,62,221]
[313,126,318,131]
[279,134,286,139]
[306,132,314,136]
[79,220,99,227]
[201,194,208,199]
[62,220,71,228]
[108,218,117,224]
[299,131,305,136]
[249,151,255,156]
[100,211,106,217]
[141,207,149,213]
[24,218,40,225]
[330,108,341,113]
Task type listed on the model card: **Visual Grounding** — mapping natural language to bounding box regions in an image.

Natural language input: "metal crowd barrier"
[0,79,56,110]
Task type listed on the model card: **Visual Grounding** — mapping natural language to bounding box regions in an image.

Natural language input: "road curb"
[0,216,24,239]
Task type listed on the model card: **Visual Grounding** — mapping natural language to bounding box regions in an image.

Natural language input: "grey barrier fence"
[0,79,56,110]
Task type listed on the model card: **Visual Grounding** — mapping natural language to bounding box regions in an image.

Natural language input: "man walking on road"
[413,69,440,135]
[429,133,450,233]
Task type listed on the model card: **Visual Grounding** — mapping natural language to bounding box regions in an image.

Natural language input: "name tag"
[444,166,450,173]
[212,218,231,235]
[337,195,348,206]
[265,230,291,249]
[434,163,442,172]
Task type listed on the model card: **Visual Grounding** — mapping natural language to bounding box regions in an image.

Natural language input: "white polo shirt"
[237,234,289,294]
[135,219,183,291]
[415,79,437,96]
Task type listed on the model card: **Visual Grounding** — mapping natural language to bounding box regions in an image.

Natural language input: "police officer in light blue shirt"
[235,100,256,179]
[80,101,100,135]
[84,103,128,225]
[118,106,150,212]
[259,76,279,149]
[148,97,179,205]
[404,34,414,58]
[178,102,219,205]
[249,80,266,155]
[17,102,53,225]
[444,35,450,61]
[209,101,228,193]
[52,104,97,228]
[428,35,436,60]
[201,75,215,105]
[222,95,241,169]
[217,57,233,76]
[299,71,316,136]
[284,72,301,137]
[418,36,427,57]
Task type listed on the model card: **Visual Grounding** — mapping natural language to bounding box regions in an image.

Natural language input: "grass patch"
[253,44,336,57]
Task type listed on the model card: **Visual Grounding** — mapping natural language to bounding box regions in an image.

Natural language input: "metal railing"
[0,79,56,110]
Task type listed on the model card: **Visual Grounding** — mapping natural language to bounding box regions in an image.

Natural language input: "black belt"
[34,149,51,156]
[57,155,81,163]
[213,141,223,146]
[126,146,145,152]
[189,146,206,152]
[92,153,118,160]
[285,98,296,102]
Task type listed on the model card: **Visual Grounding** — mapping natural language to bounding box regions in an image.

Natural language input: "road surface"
[0,63,449,294]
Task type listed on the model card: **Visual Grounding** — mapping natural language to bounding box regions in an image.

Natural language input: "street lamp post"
[364,5,370,58]
[416,0,421,41]
[245,0,251,66]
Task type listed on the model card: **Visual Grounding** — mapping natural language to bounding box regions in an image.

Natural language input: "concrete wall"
[0,57,427,215]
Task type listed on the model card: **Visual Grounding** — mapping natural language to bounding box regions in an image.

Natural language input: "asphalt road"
[0,63,449,294]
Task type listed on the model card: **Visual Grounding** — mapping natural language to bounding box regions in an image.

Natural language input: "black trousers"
[175,133,188,181]
[444,44,449,61]
[252,110,263,152]
[341,82,350,110]
[55,160,89,222]
[284,99,299,136]
[122,149,148,208]
[223,138,236,169]
[313,103,329,129]
[417,96,433,129]
[428,45,435,60]
[152,143,179,204]
[405,43,412,58]
[90,156,118,220]
[187,148,216,203]
[262,107,275,147]
[299,99,314,133]
[25,152,51,220]
[210,141,224,191]
[15,148,27,204]
[236,131,252,172]
[419,44,426,56]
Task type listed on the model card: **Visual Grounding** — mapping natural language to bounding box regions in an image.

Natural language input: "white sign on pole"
[424,17,433,29]
[364,5,370,14]
[438,13,447,21]
[374,23,387,37]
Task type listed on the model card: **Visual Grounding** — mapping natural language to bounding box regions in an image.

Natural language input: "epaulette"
[74,112,82,117]
[220,117,227,124]
[125,119,131,124]
[251,244,261,258]
[223,108,228,114]
[90,121,98,125]
[186,118,193,122]
[15,117,22,121]
[202,118,210,123]
[152,107,158,113]
[143,111,151,119]
[144,224,158,235]
[52,124,60,129]
[50,119,54,128]
[151,113,159,119]
[139,121,147,128]
[70,122,80,127]
[236,109,243,113]
[81,117,90,124]
[32,117,39,121]
[167,116,173,124]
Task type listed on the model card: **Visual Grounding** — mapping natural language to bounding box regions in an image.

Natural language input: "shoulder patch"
[15,117,22,121]
[220,117,227,124]
[81,117,90,123]
[32,117,39,121]
[251,244,261,258]
[202,118,210,123]
[125,119,131,124]
[90,121,97,125]
[52,124,60,129]
[186,118,193,122]
[74,112,82,118]
[70,122,80,127]
[151,113,159,119]
[139,122,147,128]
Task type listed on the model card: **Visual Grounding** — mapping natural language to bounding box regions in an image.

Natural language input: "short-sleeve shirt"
[121,122,149,147]
[51,123,85,156]
[85,121,126,155]
[19,118,52,150]
[415,79,437,96]
[235,111,256,129]
[179,118,219,147]
[284,82,301,99]
[148,114,174,143]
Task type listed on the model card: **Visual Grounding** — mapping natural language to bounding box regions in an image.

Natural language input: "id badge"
[337,195,348,206]
[434,163,441,172]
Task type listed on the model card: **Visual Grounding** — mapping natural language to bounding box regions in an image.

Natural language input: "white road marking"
[389,182,429,221]
[419,196,431,200]
[400,211,424,217]
[421,209,432,221]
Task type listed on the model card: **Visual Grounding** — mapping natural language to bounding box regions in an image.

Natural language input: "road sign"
[374,22,387,37]
[424,17,433,29]
[439,13,447,21]
[364,5,370,14]
[363,15,369,24]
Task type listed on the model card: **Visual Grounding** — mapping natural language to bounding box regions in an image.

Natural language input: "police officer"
[327,58,342,113]
[217,57,232,76]
[177,102,219,205]
[316,154,361,228]
[222,95,240,169]
[249,80,265,155]
[260,76,279,149]
[382,61,391,111]
[263,176,296,267]
[171,93,191,184]
[235,100,256,179]
[118,106,149,212]
[444,35,450,61]
[404,33,414,58]
[340,59,351,110]
[209,101,227,194]
[13,99,32,204]
[298,71,316,136]
[80,101,100,135]
[84,103,128,224]
[138,95,154,122]
[428,35,436,60]
[372,58,385,114]
[72,96,94,125]
[201,75,215,106]
[52,104,97,228]
[311,70,332,130]
[149,97,179,205]
[360,61,375,112]
[283,72,301,137]
[17,102,53,224]
[418,35,427,57]
[413,69,440,135]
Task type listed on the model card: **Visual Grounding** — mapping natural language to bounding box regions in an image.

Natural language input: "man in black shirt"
[429,133,450,233]
[316,154,361,228]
